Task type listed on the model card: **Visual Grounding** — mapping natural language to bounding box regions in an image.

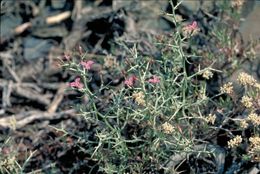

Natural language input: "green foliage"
[60,0,260,173]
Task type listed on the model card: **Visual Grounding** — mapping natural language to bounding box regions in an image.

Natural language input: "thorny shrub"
[1,1,258,174]
[1,0,260,173]
[59,0,259,173]
[61,12,208,174]
[0,0,260,173]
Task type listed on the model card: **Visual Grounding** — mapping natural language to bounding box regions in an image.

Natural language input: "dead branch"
[0,109,75,129]
[14,22,32,35]
[2,80,12,107]
[47,83,67,113]
[14,11,71,35]
[5,64,21,83]
[14,85,51,105]
[0,79,52,106]
[46,11,71,25]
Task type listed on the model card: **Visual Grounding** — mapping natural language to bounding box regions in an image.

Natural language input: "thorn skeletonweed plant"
[59,1,260,172]
[2,0,260,173]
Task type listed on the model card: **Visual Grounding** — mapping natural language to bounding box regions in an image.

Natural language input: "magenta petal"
[77,83,84,89]
[191,21,197,29]
[81,60,94,70]
[75,77,81,83]
[124,75,137,87]
[69,82,76,87]
[70,78,84,89]
[148,76,160,84]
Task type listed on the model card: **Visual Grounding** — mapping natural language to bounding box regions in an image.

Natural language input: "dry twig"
[0,79,52,106]
[47,83,67,113]
[0,109,75,129]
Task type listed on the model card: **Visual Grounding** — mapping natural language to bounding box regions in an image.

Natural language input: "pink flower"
[69,77,84,89]
[187,21,198,30]
[81,60,95,70]
[124,75,137,87]
[183,21,199,36]
[148,76,160,84]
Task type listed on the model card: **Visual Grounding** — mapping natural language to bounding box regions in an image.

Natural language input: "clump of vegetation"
[60,1,259,173]
[62,19,209,174]
[0,137,35,174]
[1,0,259,173]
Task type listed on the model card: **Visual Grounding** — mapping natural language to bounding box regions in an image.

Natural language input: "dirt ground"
[0,0,259,173]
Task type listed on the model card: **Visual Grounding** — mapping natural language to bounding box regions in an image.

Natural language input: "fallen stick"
[14,85,51,106]
[46,11,71,25]
[14,22,32,35]
[2,80,12,107]
[0,109,75,129]
[0,79,52,106]
[5,64,21,83]
[47,83,67,113]
[14,11,71,35]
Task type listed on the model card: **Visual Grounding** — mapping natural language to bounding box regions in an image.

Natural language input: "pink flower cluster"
[185,21,198,31]
[67,60,94,90]
[124,75,161,87]
[81,60,95,70]
[183,21,199,36]
[148,75,160,84]
[124,75,138,87]
[69,77,84,89]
